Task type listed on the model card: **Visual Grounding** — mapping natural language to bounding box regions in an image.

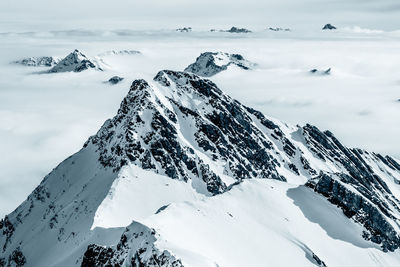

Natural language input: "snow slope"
[145,179,400,267]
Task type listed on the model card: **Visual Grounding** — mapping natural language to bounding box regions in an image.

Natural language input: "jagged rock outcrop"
[85,70,297,194]
[322,24,337,30]
[13,56,60,67]
[108,76,124,85]
[307,173,400,252]
[310,68,331,75]
[48,49,102,73]
[81,221,182,267]
[184,52,255,77]
[302,124,400,251]
[0,247,26,267]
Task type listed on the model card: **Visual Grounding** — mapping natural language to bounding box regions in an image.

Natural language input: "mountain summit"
[1,70,400,266]
[184,52,255,77]
[48,49,102,73]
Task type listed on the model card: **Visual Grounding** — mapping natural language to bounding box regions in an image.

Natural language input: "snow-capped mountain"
[48,50,103,73]
[13,56,60,67]
[1,70,400,266]
[225,27,252,33]
[184,52,255,77]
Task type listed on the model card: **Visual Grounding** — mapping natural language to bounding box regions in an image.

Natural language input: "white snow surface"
[92,164,204,229]
[145,179,400,267]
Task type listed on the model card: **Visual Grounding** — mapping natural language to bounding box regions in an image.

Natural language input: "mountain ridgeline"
[1,69,400,266]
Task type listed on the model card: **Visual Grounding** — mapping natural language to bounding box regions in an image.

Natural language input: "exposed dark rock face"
[85,77,227,195]
[184,52,254,77]
[0,216,14,252]
[0,247,26,267]
[108,76,124,85]
[225,27,252,33]
[312,253,327,267]
[82,221,183,267]
[302,124,400,251]
[48,49,101,73]
[322,24,337,30]
[86,70,300,195]
[13,56,60,67]
[307,173,400,251]
[310,68,331,75]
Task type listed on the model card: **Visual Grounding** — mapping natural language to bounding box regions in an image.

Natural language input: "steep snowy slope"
[1,70,400,266]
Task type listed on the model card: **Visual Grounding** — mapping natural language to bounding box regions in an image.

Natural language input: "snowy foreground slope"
[1,70,400,266]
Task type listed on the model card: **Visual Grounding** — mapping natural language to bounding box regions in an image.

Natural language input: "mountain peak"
[48,49,102,73]
[2,69,400,266]
[184,52,255,77]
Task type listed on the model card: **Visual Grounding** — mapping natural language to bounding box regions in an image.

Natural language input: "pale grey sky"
[1,0,399,31]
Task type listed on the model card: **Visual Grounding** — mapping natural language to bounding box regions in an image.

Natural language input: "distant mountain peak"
[13,56,60,67]
[184,52,255,77]
[48,49,102,73]
[226,27,252,33]
[323,24,337,30]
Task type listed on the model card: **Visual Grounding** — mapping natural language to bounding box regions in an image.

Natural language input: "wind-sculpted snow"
[184,52,255,77]
[1,69,400,266]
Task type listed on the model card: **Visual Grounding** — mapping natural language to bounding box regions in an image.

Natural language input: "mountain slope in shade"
[1,70,400,266]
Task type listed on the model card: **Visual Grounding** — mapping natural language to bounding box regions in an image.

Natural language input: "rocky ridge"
[81,221,183,267]
[13,56,60,67]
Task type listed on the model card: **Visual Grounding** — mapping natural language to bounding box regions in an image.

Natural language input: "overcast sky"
[1,0,400,31]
